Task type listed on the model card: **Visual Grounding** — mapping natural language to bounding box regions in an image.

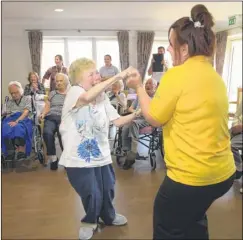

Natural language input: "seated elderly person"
[231,99,242,186]
[122,78,157,170]
[24,71,46,96]
[107,80,127,114]
[40,73,70,171]
[1,81,32,163]
[24,71,46,122]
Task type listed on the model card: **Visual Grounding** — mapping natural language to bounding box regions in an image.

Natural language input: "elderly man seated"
[40,73,70,171]
[122,78,157,170]
[231,99,242,193]
[1,81,32,165]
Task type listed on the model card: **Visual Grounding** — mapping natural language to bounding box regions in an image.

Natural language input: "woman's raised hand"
[125,67,143,90]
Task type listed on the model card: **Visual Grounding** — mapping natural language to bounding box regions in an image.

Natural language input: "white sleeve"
[104,94,120,122]
[35,94,45,101]
[62,86,85,117]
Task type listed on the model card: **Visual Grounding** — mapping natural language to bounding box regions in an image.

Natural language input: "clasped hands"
[120,67,143,91]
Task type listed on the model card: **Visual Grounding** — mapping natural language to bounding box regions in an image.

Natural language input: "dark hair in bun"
[168,4,215,59]
[191,4,214,28]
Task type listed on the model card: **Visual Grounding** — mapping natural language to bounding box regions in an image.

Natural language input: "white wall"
[2,32,32,100]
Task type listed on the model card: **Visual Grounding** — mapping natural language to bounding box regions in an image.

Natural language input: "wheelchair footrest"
[136,155,148,160]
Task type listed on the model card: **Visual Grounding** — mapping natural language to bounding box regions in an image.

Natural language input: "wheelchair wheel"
[159,136,164,159]
[1,154,6,169]
[149,152,157,171]
[37,151,45,165]
[115,147,124,166]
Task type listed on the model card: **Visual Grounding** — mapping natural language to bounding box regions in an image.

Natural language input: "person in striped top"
[40,73,70,171]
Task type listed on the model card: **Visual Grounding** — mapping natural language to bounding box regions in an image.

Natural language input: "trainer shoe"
[79,223,97,240]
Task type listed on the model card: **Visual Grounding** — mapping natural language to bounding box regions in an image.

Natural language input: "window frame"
[41,36,120,79]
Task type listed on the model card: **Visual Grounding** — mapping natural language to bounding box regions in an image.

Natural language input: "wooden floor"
[2,157,242,239]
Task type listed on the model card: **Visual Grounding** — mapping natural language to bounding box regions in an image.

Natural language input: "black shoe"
[17,152,27,161]
[5,152,15,161]
[50,158,59,171]
[235,170,243,180]
[123,159,135,170]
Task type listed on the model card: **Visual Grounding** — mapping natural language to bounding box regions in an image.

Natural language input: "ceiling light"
[54,9,64,12]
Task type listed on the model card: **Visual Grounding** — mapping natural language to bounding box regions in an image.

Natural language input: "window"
[41,39,64,81]
[96,40,120,71]
[227,39,242,102]
[41,37,120,88]
[68,40,93,64]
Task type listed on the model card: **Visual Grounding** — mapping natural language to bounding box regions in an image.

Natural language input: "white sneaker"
[112,214,128,226]
[240,188,243,194]
[99,213,128,226]
[79,223,97,240]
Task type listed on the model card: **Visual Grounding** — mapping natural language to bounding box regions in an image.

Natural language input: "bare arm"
[75,71,129,108]
[41,101,50,117]
[15,109,29,123]
[128,105,135,113]
[42,68,52,84]
[112,109,141,127]
[136,86,161,127]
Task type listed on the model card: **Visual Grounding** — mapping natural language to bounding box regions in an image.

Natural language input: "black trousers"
[43,115,63,156]
[4,137,25,150]
[153,174,235,240]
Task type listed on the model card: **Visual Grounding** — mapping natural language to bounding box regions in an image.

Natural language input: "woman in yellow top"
[126,4,236,240]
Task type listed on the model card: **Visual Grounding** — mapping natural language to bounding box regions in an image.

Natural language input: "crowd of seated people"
[1,81,33,170]
[40,73,70,171]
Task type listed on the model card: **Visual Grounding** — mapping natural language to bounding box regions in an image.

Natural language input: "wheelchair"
[111,123,164,171]
[1,95,45,172]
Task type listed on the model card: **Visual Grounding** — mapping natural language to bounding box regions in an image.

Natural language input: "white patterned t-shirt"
[59,85,120,168]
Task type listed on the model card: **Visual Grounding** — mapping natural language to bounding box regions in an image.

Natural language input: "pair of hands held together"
[118,66,143,91]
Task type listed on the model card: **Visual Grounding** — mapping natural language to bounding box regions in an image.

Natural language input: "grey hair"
[8,81,24,95]
[55,73,71,90]
[144,78,157,87]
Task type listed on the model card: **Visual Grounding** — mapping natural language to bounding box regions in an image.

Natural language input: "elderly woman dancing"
[59,58,140,240]
[40,73,70,171]
[1,81,33,166]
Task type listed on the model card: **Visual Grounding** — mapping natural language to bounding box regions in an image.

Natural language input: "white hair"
[8,81,24,95]
[114,79,124,91]
[55,73,71,90]
[144,78,157,87]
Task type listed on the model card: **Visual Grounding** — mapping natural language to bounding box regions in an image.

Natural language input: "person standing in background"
[99,55,119,82]
[148,46,168,85]
[42,55,68,92]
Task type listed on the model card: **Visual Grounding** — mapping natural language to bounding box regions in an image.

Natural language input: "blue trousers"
[66,164,116,225]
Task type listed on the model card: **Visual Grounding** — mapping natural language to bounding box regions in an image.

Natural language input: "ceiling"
[2,1,242,32]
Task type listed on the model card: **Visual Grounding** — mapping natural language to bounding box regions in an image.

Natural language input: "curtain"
[117,31,129,71]
[137,31,155,81]
[215,31,228,76]
[28,31,43,76]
